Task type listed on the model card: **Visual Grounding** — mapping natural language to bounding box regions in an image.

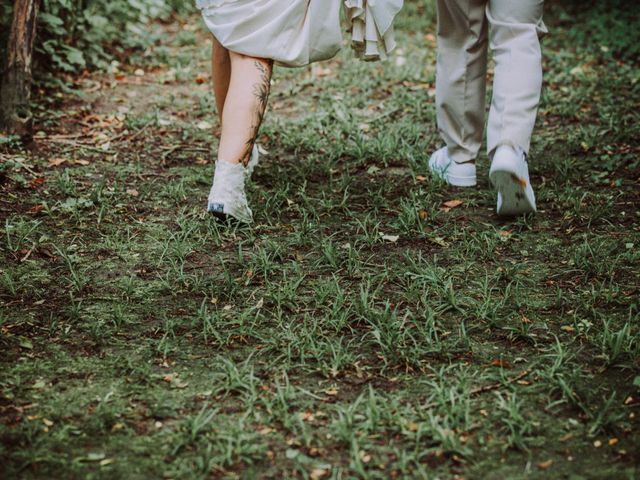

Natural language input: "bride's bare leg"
[207,52,272,223]
[218,52,273,166]
[211,36,231,121]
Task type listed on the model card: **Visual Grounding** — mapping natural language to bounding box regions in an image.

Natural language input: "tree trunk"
[0,0,40,137]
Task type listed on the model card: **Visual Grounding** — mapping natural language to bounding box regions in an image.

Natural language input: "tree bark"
[0,0,40,137]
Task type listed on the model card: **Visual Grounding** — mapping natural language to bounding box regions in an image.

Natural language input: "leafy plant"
[1,0,195,80]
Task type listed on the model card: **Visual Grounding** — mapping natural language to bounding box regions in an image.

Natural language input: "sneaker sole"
[490,170,536,216]
[443,174,477,187]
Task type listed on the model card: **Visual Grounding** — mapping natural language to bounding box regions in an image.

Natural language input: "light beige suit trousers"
[435,0,547,163]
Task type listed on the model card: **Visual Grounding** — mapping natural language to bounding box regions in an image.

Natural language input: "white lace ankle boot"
[207,160,253,223]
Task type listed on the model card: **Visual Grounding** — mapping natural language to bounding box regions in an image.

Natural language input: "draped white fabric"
[197,0,403,67]
[345,0,404,61]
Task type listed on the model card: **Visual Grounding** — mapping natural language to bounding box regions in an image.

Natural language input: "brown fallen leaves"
[441,199,463,212]
[29,177,44,188]
[161,373,188,389]
[310,468,330,480]
[28,204,44,214]
[538,459,553,470]
[490,359,512,369]
[48,157,90,167]
[380,234,400,243]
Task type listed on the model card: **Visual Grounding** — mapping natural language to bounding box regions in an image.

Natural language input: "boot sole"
[208,203,253,224]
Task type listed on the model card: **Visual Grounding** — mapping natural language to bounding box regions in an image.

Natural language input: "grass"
[1,0,639,478]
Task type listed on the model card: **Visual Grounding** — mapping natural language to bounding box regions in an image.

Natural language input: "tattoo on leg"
[242,59,272,166]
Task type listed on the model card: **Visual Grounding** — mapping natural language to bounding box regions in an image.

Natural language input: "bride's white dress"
[196,0,403,67]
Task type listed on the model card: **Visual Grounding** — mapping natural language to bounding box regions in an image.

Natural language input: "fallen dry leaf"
[48,158,67,167]
[28,204,44,214]
[491,359,512,369]
[443,199,463,209]
[111,423,125,432]
[404,82,432,91]
[29,177,45,188]
[308,447,321,457]
[381,234,399,243]
[559,433,573,442]
[310,468,329,480]
[538,459,553,470]
[298,411,315,422]
[440,199,464,212]
[428,236,448,247]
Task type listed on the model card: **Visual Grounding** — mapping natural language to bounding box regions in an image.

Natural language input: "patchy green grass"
[1,0,639,478]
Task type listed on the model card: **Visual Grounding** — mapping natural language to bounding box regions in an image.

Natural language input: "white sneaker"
[489,145,537,216]
[207,160,253,223]
[245,143,259,178]
[428,147,477,187]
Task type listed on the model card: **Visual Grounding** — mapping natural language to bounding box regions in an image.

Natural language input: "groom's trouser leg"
[486,0,546,156]
[435,0,488,164]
